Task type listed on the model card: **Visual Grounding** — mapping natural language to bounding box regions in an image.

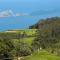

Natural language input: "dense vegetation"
[22,50,60,60]
[0,29,36,60]
[30,17,60,55]
[1,17,60,60]
[22,17,60,60]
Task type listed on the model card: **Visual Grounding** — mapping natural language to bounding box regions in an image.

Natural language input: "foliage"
[22,50,60,60]
[17,42,32,56]
[32,17,60,54]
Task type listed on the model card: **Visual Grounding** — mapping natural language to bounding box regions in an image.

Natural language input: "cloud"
[0,8,60,18]
[15,13,29,16]
[0,10,29,18]
[0,10,14,17]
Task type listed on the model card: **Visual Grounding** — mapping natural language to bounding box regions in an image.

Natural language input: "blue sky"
[0,0,60,12]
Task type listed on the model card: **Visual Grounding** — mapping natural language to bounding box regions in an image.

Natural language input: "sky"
[0,0,60,31]
[0,0,60,12]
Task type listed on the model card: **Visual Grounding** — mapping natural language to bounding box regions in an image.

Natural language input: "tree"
[32,17,60,52]
[0,38,14,60]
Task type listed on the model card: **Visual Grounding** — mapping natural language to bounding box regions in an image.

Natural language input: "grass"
[5,29,60,60]
[22,50,60,60]
[4,29,36,46]
[23,37,35,45]
[3,29,60,60]
[5,29,37,35]
[12,37,35,46]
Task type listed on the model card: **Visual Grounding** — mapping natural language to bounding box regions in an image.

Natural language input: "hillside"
[29,17,60,29]
[22,50,60,60]
[1,17,60,60]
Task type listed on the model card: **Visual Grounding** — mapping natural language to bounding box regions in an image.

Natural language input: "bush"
[16,42,32,57]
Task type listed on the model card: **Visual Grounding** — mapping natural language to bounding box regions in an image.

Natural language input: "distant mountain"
[30,9,60,16]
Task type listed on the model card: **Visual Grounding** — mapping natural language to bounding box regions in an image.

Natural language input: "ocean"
[0,0,60,31]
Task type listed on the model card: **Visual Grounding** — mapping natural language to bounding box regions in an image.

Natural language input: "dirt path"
[13,57,23,60]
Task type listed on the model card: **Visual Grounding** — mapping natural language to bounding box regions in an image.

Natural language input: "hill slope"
[22,50,60,60]
[29,17,60,29]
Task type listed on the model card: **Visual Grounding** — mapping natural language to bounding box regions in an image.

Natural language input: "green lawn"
[11,37,35,47]
[16,29,37,36]
[23,37,35,45]
[6,29,37,35]
[22,50,60,60]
